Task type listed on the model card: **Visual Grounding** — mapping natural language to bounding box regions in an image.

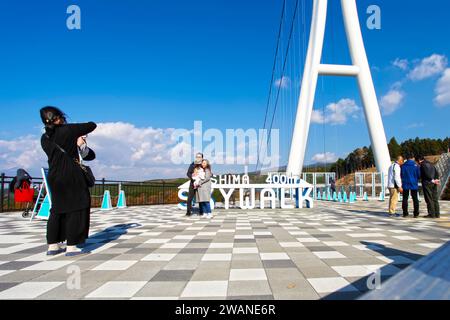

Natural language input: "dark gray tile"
[190,239,212,243]
[0,283,19,292]
[0,261,40,270]
[262,260,298,269]
[151,270,194,282]
[303,246,332,252]
[179,248,208,254]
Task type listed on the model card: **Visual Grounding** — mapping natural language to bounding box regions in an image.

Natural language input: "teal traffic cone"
[117,190,127,208]
[101,190,113,211]
[363,192,369,201]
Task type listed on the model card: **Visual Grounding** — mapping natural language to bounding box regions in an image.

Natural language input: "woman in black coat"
[40,106,97,257]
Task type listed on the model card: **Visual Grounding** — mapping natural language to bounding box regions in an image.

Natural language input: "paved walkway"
[0,201,448,300]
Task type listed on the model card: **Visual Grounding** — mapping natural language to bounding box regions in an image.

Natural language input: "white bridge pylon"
[287,0,391,177]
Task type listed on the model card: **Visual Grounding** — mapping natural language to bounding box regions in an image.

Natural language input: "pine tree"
[388,137,402,160]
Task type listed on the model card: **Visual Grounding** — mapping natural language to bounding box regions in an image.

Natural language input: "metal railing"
[435,153,450,199]
[0,173,180,213]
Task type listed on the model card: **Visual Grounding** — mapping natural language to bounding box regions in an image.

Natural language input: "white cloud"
[379,89,405,115]
[405,122,425,129]
[0,135,46,174]
[408,54,448,81]
[274,76,291,89]
[392,58,409,71]
[434,68,450,107]
[312,152,338,163]
[0,122,191,180]
[311,99,360,125]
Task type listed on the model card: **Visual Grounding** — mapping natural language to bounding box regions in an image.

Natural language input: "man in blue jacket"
[401,153,421,218]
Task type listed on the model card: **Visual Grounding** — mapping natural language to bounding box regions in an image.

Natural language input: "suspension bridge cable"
[255,0,287,172]
[265,0,300,160]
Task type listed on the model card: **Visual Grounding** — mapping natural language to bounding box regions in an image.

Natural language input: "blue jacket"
[401,160,421,190]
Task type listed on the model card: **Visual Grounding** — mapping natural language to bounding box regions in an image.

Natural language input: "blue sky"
[0,0,449,179]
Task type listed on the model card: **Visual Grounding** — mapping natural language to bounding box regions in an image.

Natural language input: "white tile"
[141,253,176,261]
[218,229,235,233]
[253,231,272,236]
[353,244,381,251]
[279,242,305,248]
[364,265,401,276]
[0,243,43,255]
[307,277,357,293]
[160,243,188,249]
[332,266,374,277]
[145,239,171,244]
[181,281,228,298]
[418,243,443,249]
[296,238,320,243]
[322,241,349,247]
[93,260,138,271]
[348,233,386,238]
[230,269,267,281]
[260,253,290,260]
[202,254,232,261]
[198,232,217,236]
[368,240,392,246]
[23,261,73,271]
[318,228,351,232]
[232,247,259,254]
[313,251,346,259]
[393,236,417,241]
[0,282,63,299]
[289,231,310,236]
[86,281,147,298]
[0,235,37,243]
[235,235,254,239]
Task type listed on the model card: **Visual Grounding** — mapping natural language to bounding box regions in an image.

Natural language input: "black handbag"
[75,159,96,188]
[46,135,96,187]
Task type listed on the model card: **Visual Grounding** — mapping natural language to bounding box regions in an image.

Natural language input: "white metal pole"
[341,0,391,176]
[287,0,329,177]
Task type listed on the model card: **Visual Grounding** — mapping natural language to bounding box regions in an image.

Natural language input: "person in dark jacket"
[40,106,97,257]
[400,154,421,218]
[186,153,204,216]
[416,155,440,218]
[9,169,32,192]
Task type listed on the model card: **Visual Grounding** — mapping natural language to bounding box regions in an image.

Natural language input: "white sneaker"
[206,214,212,219]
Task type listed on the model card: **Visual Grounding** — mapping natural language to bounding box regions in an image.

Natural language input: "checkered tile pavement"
[0,201,448,300]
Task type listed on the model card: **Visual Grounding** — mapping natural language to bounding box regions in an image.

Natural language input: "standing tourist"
[401,153,421,218]
[416,155,441,219]
[196,159,213,219]
[40,107,97,257]
[387,156,404,217]
[186,153,204,217]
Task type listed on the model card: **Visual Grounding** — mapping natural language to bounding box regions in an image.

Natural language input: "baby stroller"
[9,169,35,218]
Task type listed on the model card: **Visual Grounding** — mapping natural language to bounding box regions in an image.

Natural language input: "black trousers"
[422,183,440,217]
[402,189,420,217]
[47,208,90,246]
[186,184,203,215]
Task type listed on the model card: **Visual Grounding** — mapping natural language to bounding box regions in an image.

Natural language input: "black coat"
[420,160,439,185]
[41,122,97,214]
[187,162,196,185]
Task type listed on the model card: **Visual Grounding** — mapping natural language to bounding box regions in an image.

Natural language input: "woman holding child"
[192,159,213,219]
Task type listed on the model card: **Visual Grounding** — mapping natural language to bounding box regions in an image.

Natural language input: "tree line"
[305,137,450,178]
